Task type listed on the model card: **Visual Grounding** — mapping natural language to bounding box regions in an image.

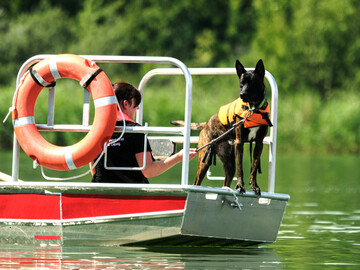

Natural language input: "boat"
[0,55,289,247]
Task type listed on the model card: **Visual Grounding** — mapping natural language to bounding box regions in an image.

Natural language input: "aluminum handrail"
[36,124,184,135]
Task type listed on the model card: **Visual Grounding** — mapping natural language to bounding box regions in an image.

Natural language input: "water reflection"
[275,200,360,268]
[0,245,281,269]
[1,155,360,268]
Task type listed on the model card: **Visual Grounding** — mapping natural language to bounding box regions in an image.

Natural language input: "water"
[0,154,359,269]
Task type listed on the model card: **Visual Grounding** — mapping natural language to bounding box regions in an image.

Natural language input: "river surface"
[0,154,359,269]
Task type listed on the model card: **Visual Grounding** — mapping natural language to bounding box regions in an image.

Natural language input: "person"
[91,82,198,183]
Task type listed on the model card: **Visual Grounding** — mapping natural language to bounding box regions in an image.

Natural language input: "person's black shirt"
[92,120,153,183]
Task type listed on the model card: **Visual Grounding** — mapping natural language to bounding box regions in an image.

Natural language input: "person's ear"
[123,100,130,108]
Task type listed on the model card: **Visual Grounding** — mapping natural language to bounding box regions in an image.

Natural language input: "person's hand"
[188,148,198,161]
[178,148,198,161]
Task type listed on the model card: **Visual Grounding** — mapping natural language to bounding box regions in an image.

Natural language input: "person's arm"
[135,149,198,178]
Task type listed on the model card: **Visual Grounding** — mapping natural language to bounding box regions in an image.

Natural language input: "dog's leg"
[249,141,264,196]
[235,142,246,193]
[222,153,235,188]
[194,128,212,186]
[194,149,210,186]
[217,141,235,187]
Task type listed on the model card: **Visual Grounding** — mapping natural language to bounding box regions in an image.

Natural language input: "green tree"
[0,4,73,84]
[70,0,255,66]
[252,0,360,96]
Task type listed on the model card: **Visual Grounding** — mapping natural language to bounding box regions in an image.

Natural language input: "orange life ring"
[12,54,117,170]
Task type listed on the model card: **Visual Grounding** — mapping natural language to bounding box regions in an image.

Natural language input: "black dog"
[172,59,272,195]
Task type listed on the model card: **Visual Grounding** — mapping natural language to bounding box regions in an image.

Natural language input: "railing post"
[47,86,55,126]
[11,134,20,182]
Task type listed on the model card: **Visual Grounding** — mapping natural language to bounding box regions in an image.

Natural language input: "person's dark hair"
[113,82,141,107]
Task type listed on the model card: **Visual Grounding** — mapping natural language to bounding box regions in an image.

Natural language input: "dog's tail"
[170,120,206,130]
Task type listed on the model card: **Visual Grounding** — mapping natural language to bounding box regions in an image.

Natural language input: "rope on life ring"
[12,54,117,171]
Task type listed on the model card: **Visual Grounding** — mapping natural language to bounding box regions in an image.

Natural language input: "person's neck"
[116,110,134,122]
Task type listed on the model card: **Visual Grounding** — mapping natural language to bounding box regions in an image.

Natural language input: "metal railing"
[10,55,278,193]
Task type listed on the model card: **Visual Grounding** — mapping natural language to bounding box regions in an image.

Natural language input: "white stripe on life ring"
[64,146,77,170]
[49,58,61,80]
[13,116,35,128]
[94,96,118,108]
[80,71,93,88]
[32,69,53,87]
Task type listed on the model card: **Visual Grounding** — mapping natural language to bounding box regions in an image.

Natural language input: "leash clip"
[222,187,243,211]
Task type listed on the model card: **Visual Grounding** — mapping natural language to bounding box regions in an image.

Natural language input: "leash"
[196,112,252,153]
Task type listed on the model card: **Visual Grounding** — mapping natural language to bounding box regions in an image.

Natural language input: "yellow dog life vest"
[218,98,271,128]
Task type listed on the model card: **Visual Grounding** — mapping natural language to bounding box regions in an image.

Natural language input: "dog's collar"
[258,98,266,109]
[245,98,266,112]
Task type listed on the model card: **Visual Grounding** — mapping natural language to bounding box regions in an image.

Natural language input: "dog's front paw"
[250,182,261,196]
[253,187,261,196]
[235,184,246,194]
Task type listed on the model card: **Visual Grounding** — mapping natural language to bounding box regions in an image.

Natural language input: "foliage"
[0,0,359,153]
[0,3,73,84]
[252,0,360,96]
[277,90,360,154]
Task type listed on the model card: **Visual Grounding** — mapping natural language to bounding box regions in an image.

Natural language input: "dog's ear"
[255,59,265,78]
[235,60,246,78]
